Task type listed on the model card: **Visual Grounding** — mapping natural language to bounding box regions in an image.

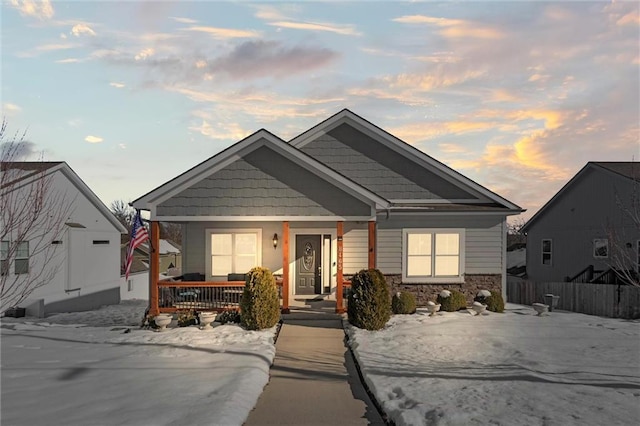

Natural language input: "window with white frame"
[542,239,552,265]
[209,230,261,277]
[15,241,29,274]
[593,238,608,259]
[403,229,463,282]
[1,240,8,276]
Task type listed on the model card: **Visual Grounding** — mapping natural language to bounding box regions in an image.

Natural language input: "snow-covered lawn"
[0,300,276,426]
[346,303,640,426]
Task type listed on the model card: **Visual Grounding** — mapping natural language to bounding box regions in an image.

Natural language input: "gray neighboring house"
[523,162,640,283]
[132,109,523,307]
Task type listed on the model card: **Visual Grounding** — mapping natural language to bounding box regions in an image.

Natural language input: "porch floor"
[244,308,384,425]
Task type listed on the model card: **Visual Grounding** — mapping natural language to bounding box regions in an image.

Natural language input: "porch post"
[368,220,376,269]
[149,221,160,316]
[281,221,290,314]
[336,221,345,313]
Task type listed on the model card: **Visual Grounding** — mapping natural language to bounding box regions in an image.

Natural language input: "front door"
[295,235,321,295]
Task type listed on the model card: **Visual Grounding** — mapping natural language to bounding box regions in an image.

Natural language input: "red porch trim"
[282,221,290,314]
[336,221,345,313]
[368,220,376,269]
[149,221,160,316]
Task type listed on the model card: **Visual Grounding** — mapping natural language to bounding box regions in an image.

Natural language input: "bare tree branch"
[1,118,75,309]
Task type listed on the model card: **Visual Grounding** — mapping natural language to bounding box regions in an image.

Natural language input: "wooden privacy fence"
[507,280,640,319]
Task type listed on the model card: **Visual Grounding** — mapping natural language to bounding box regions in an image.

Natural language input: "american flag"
[125,211,149,280]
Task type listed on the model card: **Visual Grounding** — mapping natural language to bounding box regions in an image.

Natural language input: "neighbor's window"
[92,240,110,245]
[542,239,552,265]
[1,240,8,276]
[593,239,608,259]
[15,241,29,274]
[210,231,260,276]
[403,230,463,281]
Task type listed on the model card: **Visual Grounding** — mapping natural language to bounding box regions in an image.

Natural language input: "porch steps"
[244,309,385,425]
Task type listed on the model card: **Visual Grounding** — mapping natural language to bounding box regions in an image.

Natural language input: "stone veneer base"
[386,274,502,305]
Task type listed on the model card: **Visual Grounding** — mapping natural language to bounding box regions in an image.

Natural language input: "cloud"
[134,48,155,61]
[118,144,126,150]
[71,23,96,37]
[9,0,54,20]
[182,26,260,39]
[0,140,39,161]
[208,40,339,80]
[84,135,103,143]
[2,103,22,115]
[170,17,198,24]
[393,14,503,39]
[37,43,78,52]
[109,82,125,88]
[267,20,361,36]
[55,58,80,63]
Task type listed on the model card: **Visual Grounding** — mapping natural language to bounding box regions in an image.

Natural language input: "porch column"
[149,221,160,316]
[368,220,376,269]
[281,221,290,314]
[336,221,345,313]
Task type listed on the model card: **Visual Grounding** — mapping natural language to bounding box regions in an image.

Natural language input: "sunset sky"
[2,0,639,221]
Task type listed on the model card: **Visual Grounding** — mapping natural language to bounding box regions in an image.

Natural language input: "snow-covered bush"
[240,267,280,330]
[475,290,504,313]
[392,291,416,315]
[437,289,467,312]
[347,269,391,330]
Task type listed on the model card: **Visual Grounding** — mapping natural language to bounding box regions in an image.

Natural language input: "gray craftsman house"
[523,162,640,284]
[132,109,522,313]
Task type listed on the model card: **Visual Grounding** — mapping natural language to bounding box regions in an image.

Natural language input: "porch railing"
[157,279,283,313]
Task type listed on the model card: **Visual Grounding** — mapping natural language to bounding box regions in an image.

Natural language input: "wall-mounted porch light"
[272,233,278,249]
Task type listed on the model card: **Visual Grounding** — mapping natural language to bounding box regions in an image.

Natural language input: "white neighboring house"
[1,162,127,316]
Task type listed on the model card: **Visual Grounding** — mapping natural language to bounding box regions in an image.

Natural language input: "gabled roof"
[1,161,127,234]
[522,161,639,232]
[132,128,390,215]
[289,109,522,212]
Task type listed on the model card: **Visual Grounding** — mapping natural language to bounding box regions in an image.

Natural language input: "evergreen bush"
[240,267,280,330]
[475,290,505,313]
[437,289,467,312]
[347,268,391,330]
[391,291,416,314]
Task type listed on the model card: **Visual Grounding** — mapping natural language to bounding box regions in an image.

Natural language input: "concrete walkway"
[244,304,385,425]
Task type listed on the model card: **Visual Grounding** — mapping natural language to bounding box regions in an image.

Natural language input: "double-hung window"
[15,241,29,274]
[542,239,552,265]
[403,229,464,282]
[207,230,261,277]
[1,241,8,276]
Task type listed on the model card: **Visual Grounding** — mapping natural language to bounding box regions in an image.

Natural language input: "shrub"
[392,291,416,314]
[217,310,241,324]
[437,289,467,312]
[475,290,505,313]
[347,268,391,330]
[177,309,199,327]
[240,267,280,330]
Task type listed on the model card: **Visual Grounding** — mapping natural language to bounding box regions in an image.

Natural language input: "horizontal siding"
[465,224,503,274]
[343,229,368,274]
[377,229,402,274]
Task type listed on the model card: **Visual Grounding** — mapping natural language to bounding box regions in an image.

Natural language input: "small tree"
[1,119,74,309]
[110,199,135,243]
[606,164,640,287]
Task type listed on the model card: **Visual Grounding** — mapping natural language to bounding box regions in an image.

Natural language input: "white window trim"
[593,238,609,259]
[15,241,29,275]
[205,228,262,280]
[402,228,465,283]
[541,239,552,266]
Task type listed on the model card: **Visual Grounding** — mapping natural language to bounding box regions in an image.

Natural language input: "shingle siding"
[158,145,372,217]
[299,123,478,201]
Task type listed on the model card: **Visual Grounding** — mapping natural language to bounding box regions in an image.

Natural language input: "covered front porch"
[147,220,376,316]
